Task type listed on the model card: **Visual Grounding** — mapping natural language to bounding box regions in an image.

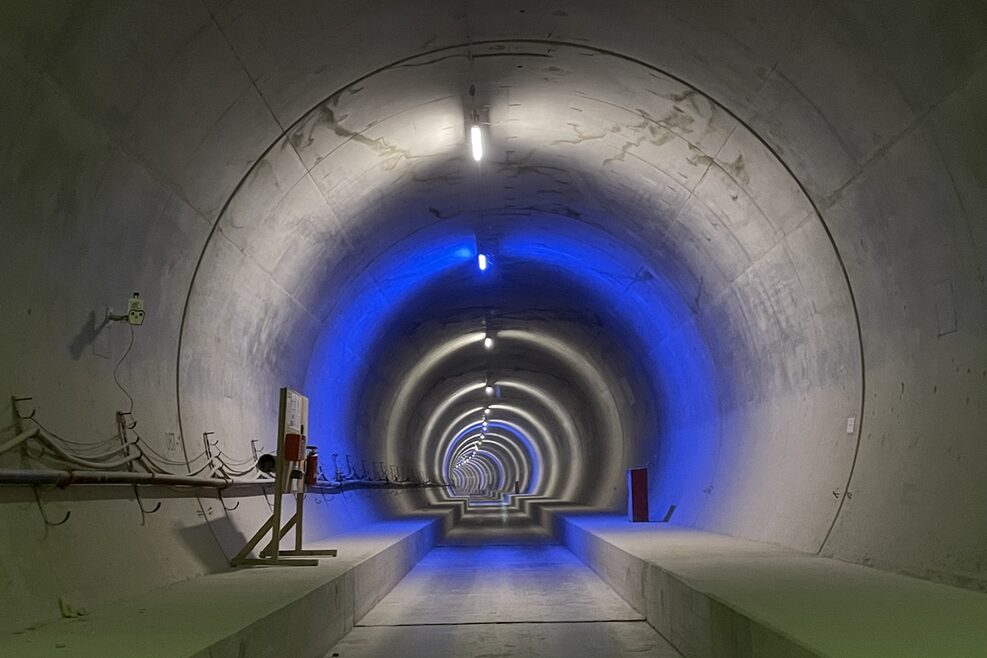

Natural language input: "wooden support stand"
[231,388,337,567]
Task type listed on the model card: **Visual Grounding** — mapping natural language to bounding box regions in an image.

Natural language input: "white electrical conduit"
[31,429,140,470]
[0,423,249,478]
[0,427,39,455]
[0,426,141,470]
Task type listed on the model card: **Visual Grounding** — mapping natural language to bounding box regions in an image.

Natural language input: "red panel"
[284,433,305,461]
[627,467,649,522]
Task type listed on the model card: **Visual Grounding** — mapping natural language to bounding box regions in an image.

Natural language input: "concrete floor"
[329,512,680,657]
[329,622,677,657]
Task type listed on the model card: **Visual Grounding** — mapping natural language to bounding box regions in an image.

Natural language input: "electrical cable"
[214,460,256,476]
[35,438,135,461]
[214,451,257,466]
[106,327,233,478]
[113,324,136,415]
[3,422,142,472]
[136,456,173,475]
[136,439,208,466]
[33,429,141,469]
[25,417,121,449]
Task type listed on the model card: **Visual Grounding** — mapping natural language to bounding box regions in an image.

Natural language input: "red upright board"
[627,467,649,522]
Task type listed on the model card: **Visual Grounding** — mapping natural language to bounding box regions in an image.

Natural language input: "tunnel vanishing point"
[1,2,986,657]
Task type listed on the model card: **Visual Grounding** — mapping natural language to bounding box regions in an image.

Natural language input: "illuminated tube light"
[477,253,488,271]
[470,124,483,161]
[483,335,494,350]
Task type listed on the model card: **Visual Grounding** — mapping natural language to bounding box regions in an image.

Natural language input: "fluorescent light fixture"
[483,336,494,350]
[470,124,483,161]
[477,253,488,271]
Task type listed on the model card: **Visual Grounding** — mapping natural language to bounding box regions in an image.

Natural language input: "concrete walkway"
[329,511,680,657]
[549,510,987,658]
[3,515,450,658]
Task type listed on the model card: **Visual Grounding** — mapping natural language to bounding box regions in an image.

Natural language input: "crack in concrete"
[290,104,421,172]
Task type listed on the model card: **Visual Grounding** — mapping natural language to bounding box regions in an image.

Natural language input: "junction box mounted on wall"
[107,292,145,326]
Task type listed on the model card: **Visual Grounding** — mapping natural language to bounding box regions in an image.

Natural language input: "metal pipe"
[0,468,446,493]
[0,468,236,488]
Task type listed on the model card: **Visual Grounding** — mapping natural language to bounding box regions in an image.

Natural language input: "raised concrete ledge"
[5,510,453,658]
[539,508,987,658]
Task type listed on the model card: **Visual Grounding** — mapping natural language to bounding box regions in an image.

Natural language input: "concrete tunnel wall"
[0,0,985,634]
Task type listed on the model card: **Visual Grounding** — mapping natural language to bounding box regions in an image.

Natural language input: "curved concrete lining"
[1,0,984,635]
[178,38,859,552]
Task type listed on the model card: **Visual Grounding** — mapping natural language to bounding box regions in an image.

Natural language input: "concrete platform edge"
[195,512,451,658]
[545,510,821,658]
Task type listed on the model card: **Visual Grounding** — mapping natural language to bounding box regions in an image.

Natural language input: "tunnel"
[1,2,986,657]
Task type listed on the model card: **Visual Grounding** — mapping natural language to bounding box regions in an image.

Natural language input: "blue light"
[304,212,720,530]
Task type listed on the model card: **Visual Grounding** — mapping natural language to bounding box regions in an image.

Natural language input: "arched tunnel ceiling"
[180,38,862,549]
